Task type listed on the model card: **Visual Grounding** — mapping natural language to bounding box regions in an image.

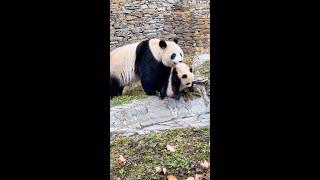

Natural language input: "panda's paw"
[173,95,181,100]
[160,95,166,99]
[145,92,157,96]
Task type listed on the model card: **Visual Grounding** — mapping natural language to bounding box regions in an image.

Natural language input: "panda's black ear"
[173,38,178,44]
[159,40,167,49]
[189,68,193,72]
[182,74,187,79]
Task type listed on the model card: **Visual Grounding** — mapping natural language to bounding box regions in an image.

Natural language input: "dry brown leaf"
[166,145,176,152]
[186,177,195,180]
[117,155,126,165]
[155,167,161,173]
[195,174,203,180]
[167,175,177,180]
[163,167,167,174]
[200,160,210,170]
[136,143,142,150]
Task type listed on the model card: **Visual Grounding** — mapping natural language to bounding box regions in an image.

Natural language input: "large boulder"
[191,53,210,96]
[192,53,210,80]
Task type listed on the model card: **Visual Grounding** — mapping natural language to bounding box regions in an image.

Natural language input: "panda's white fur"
[160,62,194,99]
[110,42,140,86]
[110,38,184,98]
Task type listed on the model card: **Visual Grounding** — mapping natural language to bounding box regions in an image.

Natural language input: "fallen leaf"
[155,167,161,173]
[166,145,176,152]
[200,160,210,170]
[186,177,195,180]
[117,155,126,165]
[167,175,177,180]
[136,143,142,150]
[163,167,167,174]
[195,174,203,180]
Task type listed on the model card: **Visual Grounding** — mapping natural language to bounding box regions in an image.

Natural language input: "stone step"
[110,96,210,137]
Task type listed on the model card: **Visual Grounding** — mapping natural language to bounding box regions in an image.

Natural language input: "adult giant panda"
[159,62,194,100]
[110,38,184,98]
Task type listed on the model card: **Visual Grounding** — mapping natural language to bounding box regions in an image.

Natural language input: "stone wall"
[110,0,210,55]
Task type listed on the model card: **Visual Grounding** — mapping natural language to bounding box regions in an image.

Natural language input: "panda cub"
[110,38,184,99]
[160,63,194,100]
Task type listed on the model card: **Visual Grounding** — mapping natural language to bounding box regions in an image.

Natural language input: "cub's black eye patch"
[171,53,176,59]
[180,53,183,57]
[186,83,190,86]
[182,74,187,78]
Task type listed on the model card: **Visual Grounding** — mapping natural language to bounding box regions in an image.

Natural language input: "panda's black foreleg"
[140,80,157,95]
[143,87,157,95]
[159,86,167,99]
[173,94,181,100]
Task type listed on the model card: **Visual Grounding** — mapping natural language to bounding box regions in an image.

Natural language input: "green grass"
[110,90,147,107]
[110,127,211,179]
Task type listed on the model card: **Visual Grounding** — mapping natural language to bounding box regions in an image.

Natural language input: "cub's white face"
[162,41,184,67]
[179,72,194,91]
[175,63,194,91]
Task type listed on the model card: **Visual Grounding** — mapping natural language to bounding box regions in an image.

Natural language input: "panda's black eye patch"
[180,53,183,57]
[182,74,187,78]
[171,53,176,59]
[186,83,190,86]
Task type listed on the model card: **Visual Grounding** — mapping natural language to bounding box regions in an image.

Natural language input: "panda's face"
[161,41,184,67]
[180,72,194,90]
[175,63,194,91]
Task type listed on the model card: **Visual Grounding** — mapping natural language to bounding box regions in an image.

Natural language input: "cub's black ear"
[159,40,167,49]
[189,68,193,72]
[182,74,187,79]
[173,38,178,44]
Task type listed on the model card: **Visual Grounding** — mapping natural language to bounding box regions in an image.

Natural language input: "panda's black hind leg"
[118,86,124,96]
[110,77,123,98]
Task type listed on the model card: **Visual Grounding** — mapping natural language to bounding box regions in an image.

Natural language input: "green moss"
[110,90,147,107]
[110,127,211,179]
